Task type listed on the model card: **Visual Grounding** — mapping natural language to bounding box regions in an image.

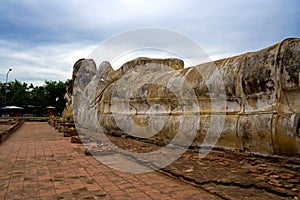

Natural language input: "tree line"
[0,80,68,115]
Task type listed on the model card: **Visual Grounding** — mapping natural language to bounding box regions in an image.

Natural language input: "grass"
[0,117,49,122]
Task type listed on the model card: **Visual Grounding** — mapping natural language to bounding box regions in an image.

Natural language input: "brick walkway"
[0,122,219,200]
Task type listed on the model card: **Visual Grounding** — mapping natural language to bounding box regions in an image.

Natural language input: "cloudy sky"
[0,0,299,86]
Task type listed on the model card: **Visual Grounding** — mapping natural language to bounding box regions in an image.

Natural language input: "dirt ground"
[83,133,300,200]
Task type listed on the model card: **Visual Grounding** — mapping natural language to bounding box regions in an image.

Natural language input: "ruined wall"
[70,38,300,157]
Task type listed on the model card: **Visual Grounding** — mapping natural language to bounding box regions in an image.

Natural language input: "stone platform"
[0,122,299,199]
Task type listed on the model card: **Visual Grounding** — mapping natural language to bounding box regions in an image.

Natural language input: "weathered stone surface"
[71,136,82,143]
[0,119,24,143]
[70,38,300,157]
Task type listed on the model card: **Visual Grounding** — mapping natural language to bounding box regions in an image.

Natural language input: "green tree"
[6,80,30,106]
[30,85,46,106]
[43,80,66,115]
[0,82,5,105]
[0,79,67,116]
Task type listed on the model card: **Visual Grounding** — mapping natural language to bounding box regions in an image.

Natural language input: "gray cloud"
[0,40,95,85]
[0,0,299,84]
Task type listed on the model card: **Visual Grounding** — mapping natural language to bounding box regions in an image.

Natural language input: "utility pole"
[4,68,12,107]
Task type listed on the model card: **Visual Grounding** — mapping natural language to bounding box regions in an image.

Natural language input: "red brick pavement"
[0,122,220,200]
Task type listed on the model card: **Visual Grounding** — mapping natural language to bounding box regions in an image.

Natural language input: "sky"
[0,0,299,86]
